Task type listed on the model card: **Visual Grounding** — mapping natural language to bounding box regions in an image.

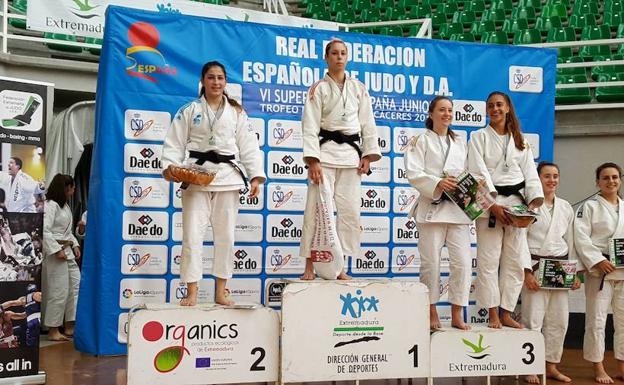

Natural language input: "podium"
[126,303,279,385]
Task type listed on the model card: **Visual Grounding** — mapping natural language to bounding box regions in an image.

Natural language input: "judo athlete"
[468,91,544,328]
[574,162,624,384]
[299,38,381,280]
[404,96,472,330]
[522,161,581,384]
[162,61,265,306]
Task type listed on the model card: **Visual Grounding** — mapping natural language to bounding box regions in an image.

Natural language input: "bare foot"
[524,375,540,384]
[64,324,75,337]
[215,294,234,306]
[48,328,70,342]
[488,307,502,329]
[617,360,624,381]
[300,259,316,280]
[593,362,614,384]
[501,310,524,329]
[180,282,198,306]
[430,305,441,330]
[546,363,571,383]
[337,271,352,280]
[451,304,470,330]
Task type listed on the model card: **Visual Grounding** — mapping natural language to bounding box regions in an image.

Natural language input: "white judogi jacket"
[43,200,79,258]
[162,96,266,191]
[404,129,470,224]
[574,195,624,280]
[302,74,381,168]
[527,197,579,268]
[0,170,44,213]
[468,125,543,208]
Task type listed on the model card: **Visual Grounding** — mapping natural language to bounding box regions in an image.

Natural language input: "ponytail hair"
[424,95,456,140]
[487,91,525,150]
[199,60,243,112]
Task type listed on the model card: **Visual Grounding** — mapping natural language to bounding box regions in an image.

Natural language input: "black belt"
[530,254,568,272]
[488,181,526,228]
[182,150,247,190]
[599,253,610,290]
[319,129,372,175]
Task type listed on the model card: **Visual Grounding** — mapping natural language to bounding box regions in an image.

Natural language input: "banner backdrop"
[0,76,51,379]
[76,6,556,355]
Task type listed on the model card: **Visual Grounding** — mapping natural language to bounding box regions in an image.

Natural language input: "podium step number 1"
[126,303,279,385]
[281,281,431,382]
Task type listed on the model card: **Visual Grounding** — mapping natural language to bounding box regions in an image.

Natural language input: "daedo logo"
[361,188,387,210]
[233,249,257,270]
[396,219,418,240]
[130,113,155,137]
[128,180,153,204]
[270,249,292,271]
[462,334,491,359]
[127,247,152,272]
[125,22,177,83]
[272,154,304,176]
[141,320,239,373]
[273,122,293,145]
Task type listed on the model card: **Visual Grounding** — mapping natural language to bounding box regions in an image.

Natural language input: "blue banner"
[76,5,556,355]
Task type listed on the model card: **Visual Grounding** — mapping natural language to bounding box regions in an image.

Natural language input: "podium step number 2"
[281,281,431,382]
[126,304,279,385]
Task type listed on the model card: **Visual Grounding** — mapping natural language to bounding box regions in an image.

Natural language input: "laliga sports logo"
[395,250,415,271]
[122,288,133,299]
[270,250,292,272]
[67,0,99,19]
[273,123,293,145]
[512,69,531,90]
[127,247,152,272]
[129,180,153,204]
[339,289,379,319]
[272,186,293,208]
[397,192,416,211]
[142,321,190,373]
[125,22,177,83]
[462,334,491,359]
[130,113,155,137]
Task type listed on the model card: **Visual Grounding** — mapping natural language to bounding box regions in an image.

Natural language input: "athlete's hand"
[73,246,81,259]
[357,157,371,175]
[436,176,458,192]
[491,204,513,226]
[249,178,261,198]
[594,260,616,274]
[162,165,181,183]
[571,275,582,290]
[524,270,540,291]
[307,158,323,184]
[55,250,67,260]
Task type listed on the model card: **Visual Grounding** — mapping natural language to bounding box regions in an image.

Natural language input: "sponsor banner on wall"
[77,6,556,355]
[127,306,280,384]
[281,281,430,381]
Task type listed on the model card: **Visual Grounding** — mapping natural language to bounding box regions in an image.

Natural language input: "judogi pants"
[521,286,568,363]
[583,275,624,362]
[301,167,361,260]
[181,189,239,283]
[417,222,472,305]
[475,195,528,311]
[42,255,80,327]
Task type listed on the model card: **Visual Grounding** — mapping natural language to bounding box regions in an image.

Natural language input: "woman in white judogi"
[574,162,624,384]
[162,61,265,306]
[42,174,80,341]
[522,162,581,384]
[300,39,381,280]
[468,91,543,328]
[404,96,472,330]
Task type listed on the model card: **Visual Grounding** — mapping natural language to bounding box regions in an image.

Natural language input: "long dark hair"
[199,61,242,111]
[595,162,622,180]
[425,96,456,140]
[46,174,74,207]
[487,91,525,150]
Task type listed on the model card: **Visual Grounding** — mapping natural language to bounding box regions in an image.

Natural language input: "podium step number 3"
[126,304,279,385]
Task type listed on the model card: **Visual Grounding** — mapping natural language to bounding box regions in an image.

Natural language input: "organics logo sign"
[273,123,293,145]
[340,290,379,319]
[125,22,177,83]
[462,334,490,359]
[130,113,155,137]
[122,289,133,299]
[129,180,153,204]
[142,321,190,373]
[68,0,99,18]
